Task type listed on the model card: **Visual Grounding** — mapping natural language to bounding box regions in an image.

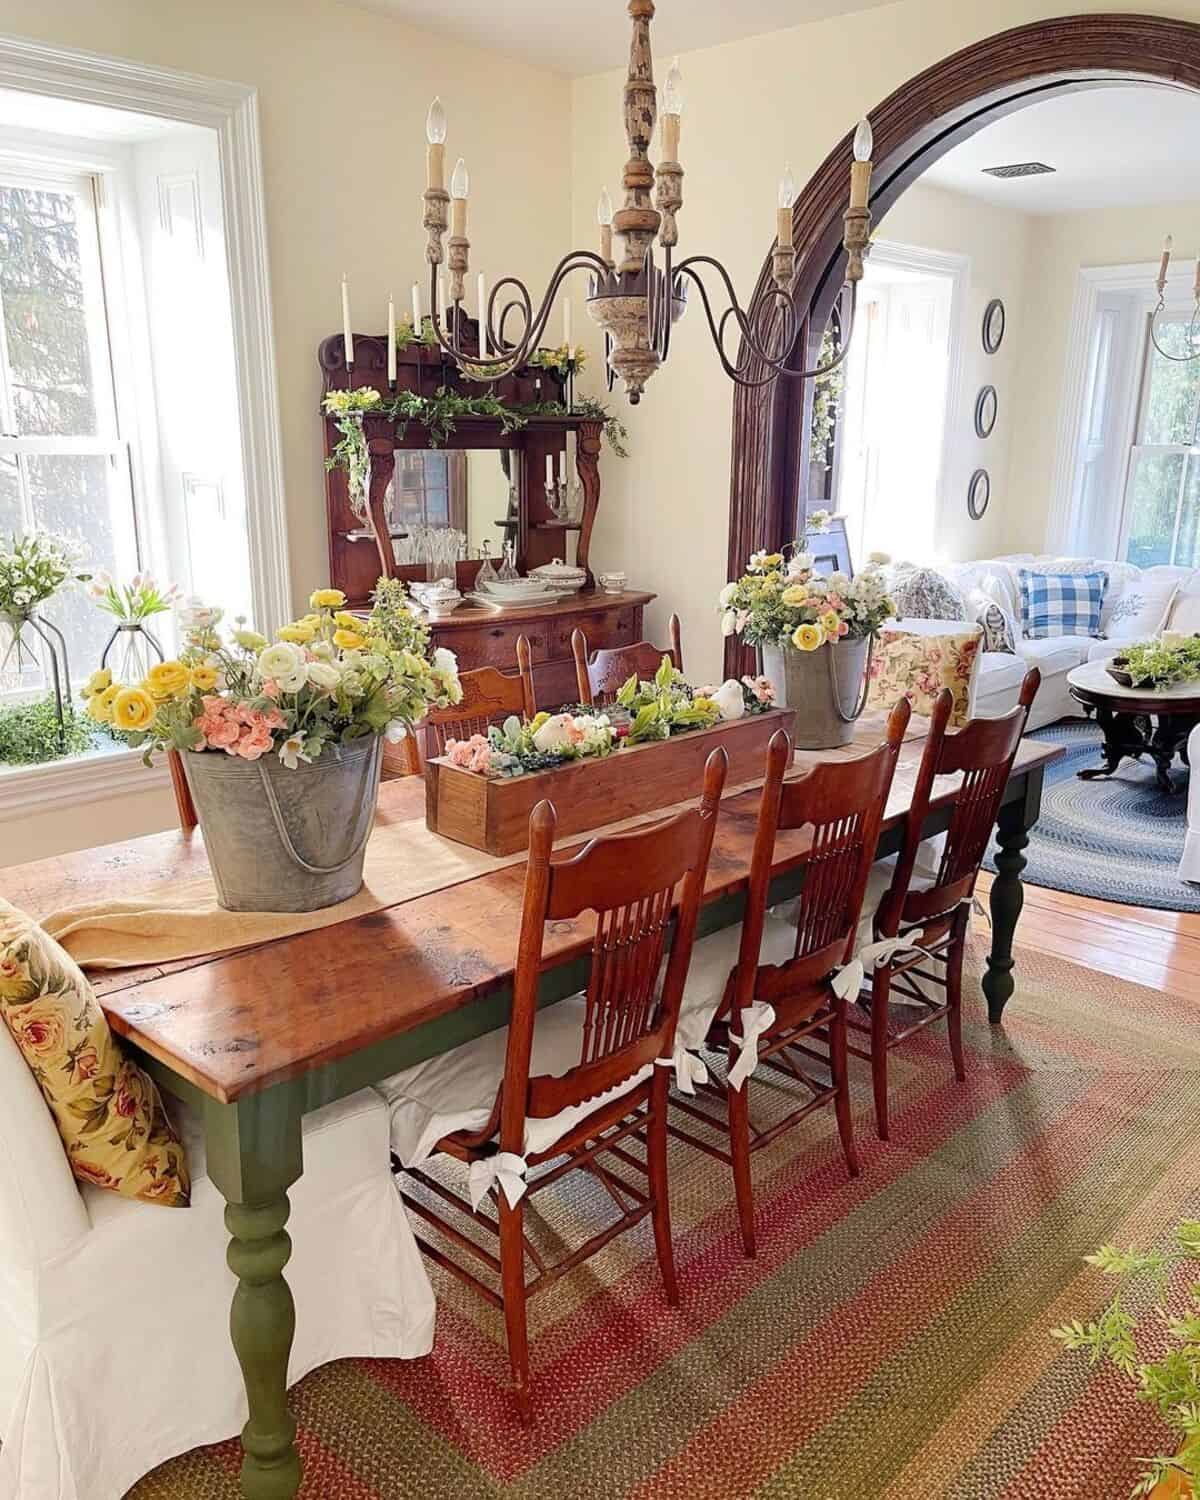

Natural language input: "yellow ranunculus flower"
[782,584,809,607]
[310,588,347,610]
[277,622,316,645]
[87,683,122,724]
[792,623,824,653]
[763,553,784,568]
[333,610,361,630]
[143,660,191,701]
[333,628,365,650]
[190,664,219,691]
[82,667,112,699]
[819,610,842,639]
[112,686,156,732]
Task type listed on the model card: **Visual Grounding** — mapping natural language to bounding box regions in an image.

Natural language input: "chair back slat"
[880,671,1041,936]
[733,703,911,1015]
[422,639,537,761]
[506,749,727,1138]
[572,616,683,706]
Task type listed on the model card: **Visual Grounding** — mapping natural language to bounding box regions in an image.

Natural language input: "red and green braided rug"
[130,941,1199,1499]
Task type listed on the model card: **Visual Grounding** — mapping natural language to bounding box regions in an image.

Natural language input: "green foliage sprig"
[1112,637,1200,690]
[809,327,845,461]
[0,697,97,765]
[1052,1221,1200,1498]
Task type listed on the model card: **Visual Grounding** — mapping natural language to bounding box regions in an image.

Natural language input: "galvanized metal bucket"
[182,737,383,912]
[760,636,872,749]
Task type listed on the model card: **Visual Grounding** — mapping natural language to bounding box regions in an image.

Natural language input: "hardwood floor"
[976,871,1200,996]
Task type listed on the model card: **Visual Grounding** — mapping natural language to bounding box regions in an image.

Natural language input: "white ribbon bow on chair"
[468,1152,528,1211]
[857,936,939,973]
[830,959,865,1001]
[727,1002,777,1092]
[656,1045,710,1096]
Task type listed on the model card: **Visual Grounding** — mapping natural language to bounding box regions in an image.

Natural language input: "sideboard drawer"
[553,607,639,658]
[431,620,552,673]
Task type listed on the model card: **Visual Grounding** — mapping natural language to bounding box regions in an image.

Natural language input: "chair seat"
[855,854,947,1004]
[676,912,802,1052]
[376,995,652,1168]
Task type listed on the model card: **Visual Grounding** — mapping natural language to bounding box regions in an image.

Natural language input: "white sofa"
[0,1022,436,1500]
[897,554,1199,731]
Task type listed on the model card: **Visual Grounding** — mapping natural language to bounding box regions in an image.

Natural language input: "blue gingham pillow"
[1018,569,1108,639]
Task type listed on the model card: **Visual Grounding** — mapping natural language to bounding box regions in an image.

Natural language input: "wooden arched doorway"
[726,13,1200,674]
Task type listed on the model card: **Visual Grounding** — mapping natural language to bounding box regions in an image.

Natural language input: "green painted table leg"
[204,1088,305,1500]
[982,767,1042,1026]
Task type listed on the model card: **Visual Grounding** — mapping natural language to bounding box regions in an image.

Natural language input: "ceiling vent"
[982,161,1056,180]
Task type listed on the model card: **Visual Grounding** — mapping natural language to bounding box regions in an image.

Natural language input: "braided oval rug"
[983,720,1199,914]
[129,941,1199,1499]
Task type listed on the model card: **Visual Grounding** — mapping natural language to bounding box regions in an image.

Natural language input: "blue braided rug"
[984,720,1200,913]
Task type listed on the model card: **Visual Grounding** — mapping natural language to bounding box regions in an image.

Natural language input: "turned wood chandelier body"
[420,0,875,404]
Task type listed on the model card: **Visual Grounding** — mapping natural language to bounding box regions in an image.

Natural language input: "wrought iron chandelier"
[1151,235,1200,363]
[417,0,876,404]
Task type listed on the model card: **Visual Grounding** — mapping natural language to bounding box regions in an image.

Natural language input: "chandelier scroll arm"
[1148,293,1200,363]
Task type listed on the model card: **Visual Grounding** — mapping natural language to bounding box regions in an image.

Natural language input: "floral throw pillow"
[0,899,190,1207]
[888,567,969,623]
[866,626,982,728]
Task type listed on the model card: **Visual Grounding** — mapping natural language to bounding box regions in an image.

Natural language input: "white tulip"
[721,609,738,637]
[718,582,737,607]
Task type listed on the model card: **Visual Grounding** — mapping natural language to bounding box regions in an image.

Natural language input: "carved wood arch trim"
[726,12,1200,674]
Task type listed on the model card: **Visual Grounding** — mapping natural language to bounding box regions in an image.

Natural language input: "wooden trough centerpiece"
[425,706,797,855]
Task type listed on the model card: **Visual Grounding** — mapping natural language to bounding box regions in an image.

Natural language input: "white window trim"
[0,34,289,822]
[1046,259,1199,555]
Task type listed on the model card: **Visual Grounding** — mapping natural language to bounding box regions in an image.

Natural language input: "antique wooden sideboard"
[319,331,650,705]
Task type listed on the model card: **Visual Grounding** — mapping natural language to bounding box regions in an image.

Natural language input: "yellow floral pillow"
[866,626,982,728]
[0,899,190,1207]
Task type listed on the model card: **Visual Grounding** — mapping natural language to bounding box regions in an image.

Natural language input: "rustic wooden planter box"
[425,707,796,854]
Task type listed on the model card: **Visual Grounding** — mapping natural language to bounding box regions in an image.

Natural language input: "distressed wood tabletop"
[2,719,1060,1105]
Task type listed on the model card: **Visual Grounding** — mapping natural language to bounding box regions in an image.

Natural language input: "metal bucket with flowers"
[81,581,462,912]
[719,547,896,749]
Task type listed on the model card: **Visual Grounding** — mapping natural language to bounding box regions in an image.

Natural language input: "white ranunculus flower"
[720,609,738,637]
[791,552,814,572]
[432,646,458,676]
[385,719,410,743]
[867,550,891,565]
[309,640,336,661]
[305,661,341,692]
[258,641,305,683]
[711,680,746,721]
[277,734,312,770]
[532,713,574,753]
[718,582,737,608]
[827,571,850,591]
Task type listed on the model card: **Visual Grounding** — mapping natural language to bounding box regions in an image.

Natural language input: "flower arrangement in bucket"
[719,548,896,749]
[85,582,462,913]
[441,657,774,778]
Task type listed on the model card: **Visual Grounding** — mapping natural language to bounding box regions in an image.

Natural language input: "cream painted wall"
[869,182,1034,564]
[0,0,570,865]
[1006,197,1200,554]
[570,0,1200,684]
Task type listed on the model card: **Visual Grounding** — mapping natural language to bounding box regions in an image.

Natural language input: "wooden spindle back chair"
[423,636,537,756]
[854,669,1041,1139]
[571,614,682,706]
[398,747,728,1420]
[670,701,911,1257]
[167,749,198,832]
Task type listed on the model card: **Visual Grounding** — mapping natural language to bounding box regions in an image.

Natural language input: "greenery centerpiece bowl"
[1107,635,1200,691]
[85,579,462,913]
[719,548,896,749]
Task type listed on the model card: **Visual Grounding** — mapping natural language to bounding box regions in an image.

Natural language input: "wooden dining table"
[2,719,1060,1500]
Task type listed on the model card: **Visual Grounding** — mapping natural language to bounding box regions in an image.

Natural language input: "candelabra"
[1151,235,1200,363]
[410,0,875,404]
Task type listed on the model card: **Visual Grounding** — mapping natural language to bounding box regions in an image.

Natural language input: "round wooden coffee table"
[1067,660,1200,795]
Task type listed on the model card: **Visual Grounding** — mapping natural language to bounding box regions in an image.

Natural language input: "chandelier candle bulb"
[598,186,614,265]
[411,282,422,332]
[849,122,873,210]
[450,157,468,236]
[341,275,354,366]
[777,166,797,249]
[387,294,396,384]
[426,97,447,190]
